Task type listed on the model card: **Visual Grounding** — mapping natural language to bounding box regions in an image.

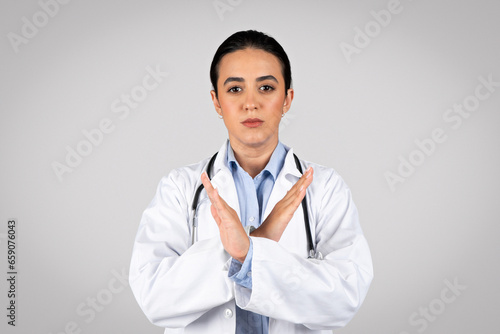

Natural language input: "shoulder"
[155,156,211,201]
[299,158,348,191]
[171,157,210,179]
[282,141,351,195]
[296,158,354,216]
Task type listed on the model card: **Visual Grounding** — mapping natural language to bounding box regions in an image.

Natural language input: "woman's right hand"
[201,171,250,263]
[251,167,313,242]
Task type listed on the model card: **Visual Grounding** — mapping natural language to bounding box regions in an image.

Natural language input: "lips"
[241,118,264,128]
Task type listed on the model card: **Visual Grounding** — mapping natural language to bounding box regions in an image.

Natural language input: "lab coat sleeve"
[129,168,234,328]
[234,166,373,329]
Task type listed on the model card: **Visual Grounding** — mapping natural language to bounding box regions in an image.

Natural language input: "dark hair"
[210,30,292,97]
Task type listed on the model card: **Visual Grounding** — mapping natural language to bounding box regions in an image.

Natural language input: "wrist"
[249,224,264,238]
[235,242,249,263]
[233,235,251,263]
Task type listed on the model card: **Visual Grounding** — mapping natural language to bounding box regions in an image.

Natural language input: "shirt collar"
[226,141,287,180]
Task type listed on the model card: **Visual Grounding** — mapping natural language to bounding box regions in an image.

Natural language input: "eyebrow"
[223,75,279,86]
[223,77,244,85]
[257,75,278,83]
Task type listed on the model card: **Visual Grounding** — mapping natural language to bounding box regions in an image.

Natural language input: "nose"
[244,90,257,111]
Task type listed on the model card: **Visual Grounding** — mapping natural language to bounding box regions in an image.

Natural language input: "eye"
[260,85,275,92]
[227,86,242,93]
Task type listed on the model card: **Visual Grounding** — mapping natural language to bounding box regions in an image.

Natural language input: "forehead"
[218,48,283,80]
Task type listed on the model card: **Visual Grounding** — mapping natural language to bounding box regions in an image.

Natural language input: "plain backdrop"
[1,0,499,333]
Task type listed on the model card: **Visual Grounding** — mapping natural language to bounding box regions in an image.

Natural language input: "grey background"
[1,0,499,333]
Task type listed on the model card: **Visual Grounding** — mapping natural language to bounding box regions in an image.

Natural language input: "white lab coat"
[129,140,373,334]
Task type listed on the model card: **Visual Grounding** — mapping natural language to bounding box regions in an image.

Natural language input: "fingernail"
[305,168,311,178]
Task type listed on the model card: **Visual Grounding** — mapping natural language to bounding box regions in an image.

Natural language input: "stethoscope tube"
[191,153,218,246]
[191,152,318,258]
[292,154,315,258]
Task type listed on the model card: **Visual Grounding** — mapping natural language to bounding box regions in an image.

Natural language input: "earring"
[218,114,223,119]
[281,113,285,118]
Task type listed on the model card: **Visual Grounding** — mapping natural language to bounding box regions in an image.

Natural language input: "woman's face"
[211,48,293,151]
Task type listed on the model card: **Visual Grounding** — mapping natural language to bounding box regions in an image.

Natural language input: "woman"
[129,30,373,334]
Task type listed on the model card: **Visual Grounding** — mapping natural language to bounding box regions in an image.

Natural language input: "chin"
[241,135,276,148]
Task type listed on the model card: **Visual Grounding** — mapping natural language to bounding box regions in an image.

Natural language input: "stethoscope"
[191,152,322,259]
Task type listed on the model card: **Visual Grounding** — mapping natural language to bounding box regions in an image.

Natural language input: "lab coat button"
[247,271,252,277]
[224,308,233,318]
[249,217,255,222]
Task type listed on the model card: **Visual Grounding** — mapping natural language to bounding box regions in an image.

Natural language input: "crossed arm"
[200,167,314,262]
[130,166,372,328]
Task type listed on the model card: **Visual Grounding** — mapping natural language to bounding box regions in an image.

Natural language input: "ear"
[210,90,223,116]
[282,88,294,114]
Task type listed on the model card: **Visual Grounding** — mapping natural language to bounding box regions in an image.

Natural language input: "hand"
[201,172,250,263]
[251,167,314,242]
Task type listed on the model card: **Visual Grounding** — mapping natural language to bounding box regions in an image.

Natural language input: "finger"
[216,188,233,210]
[298,166,313,186]
[200,174,233,220]
[208,187,230,219]
[296,167,313,194]
[290,166,313,191]
[211,188,224,211]
[284,167,314,201]
[295,168,313,201]
[210,204,221,226]
[201,172,223,210]
[279,168,314,210]
[300,167,314,190]
[293,181,309,207]
[201,171,215,198]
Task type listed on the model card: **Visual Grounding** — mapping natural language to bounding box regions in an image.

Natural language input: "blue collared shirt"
[226,141,287,334]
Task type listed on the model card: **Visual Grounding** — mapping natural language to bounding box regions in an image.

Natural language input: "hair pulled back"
[210,30,292,97]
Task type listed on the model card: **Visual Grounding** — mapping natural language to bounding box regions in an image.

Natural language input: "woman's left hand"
[201,172,250,263]
[251,167,313,242]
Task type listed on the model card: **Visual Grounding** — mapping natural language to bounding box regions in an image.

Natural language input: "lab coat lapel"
[209,140,241,220]
[263,147,309,257]
[263,147,302,220]
[207,141,302,223]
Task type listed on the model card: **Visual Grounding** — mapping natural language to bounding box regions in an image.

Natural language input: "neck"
[230,138,278,178]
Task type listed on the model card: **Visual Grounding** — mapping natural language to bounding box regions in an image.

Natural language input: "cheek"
[219,102,239,127]
[220,98,238,112]
[267,98,285,116]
